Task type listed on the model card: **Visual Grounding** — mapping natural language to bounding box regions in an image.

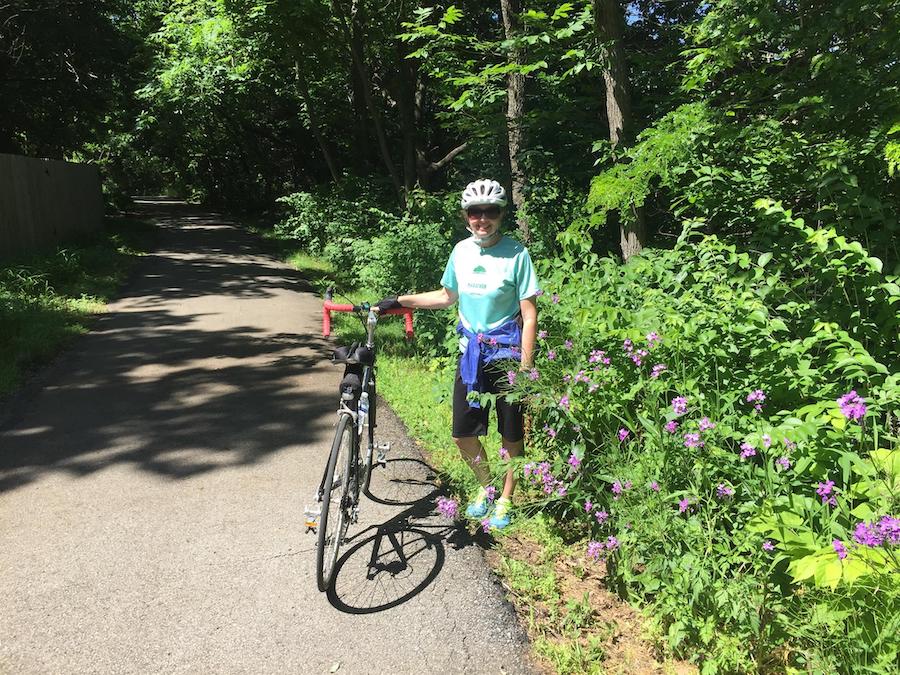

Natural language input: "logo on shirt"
[473,265,486,274]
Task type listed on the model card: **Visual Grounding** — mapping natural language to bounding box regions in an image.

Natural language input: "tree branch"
[428,142,467,172]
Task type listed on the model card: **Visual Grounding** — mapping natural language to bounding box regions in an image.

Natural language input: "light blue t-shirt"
[441,235,540,342]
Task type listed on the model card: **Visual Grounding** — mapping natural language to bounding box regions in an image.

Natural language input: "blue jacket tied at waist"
[457,319,522,408]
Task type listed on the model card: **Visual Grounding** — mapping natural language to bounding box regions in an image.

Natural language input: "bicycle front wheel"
[316,413,354,591]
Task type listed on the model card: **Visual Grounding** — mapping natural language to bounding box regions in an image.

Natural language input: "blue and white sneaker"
[465,487,489,519]
[488,497,512,530]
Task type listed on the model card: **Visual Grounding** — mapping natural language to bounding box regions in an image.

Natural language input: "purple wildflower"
[776,456,791,470]
[646,332,661,347]
[437,497,458,519]
[606,536,620,551]
[485,486,497,503]
[481,518,491,533]
[683,432,704,449]
[699,417,715,432]
[547,350,556,361]
[499,447,510,460]
[586,541,604,560]
[535,289,544,297]
[611,481,623,498]
[671,396,688,416]
[784,438,797,451]
[630,349,649,367]
[746,389,766,413]
[762,540,775,551]
[559,395,570,410]
[476,333,484,343]
[538,330,548,339]
[551,293,560,304]
[595,510,609,523]
[567,453,581,470]
[762,434,772,449]
[564,339,573,350]
[678,498,692,514]
[506,370,517,386]
[833,539,848,560]
[853,521,883,547]
[816,480,837,507]
[837,390,867,422]
[650,364,667,379]
[664,420,679,434]
[650,481,660,492]
[716,484,734,499]
[587,383,599,393]
[618,428,630,442]
[878,515,900,545]
[488,337,498,346]
[740,443,757,459]
[528,368,539,381]
[623,339,633,353]
[543,424,557,439]
[584,499,593,513]
[589,350,611,365]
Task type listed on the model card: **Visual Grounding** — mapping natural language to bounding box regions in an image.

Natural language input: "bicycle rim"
[316,413,353,591]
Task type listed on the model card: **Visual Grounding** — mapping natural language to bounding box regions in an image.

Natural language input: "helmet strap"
[469,229,501,247]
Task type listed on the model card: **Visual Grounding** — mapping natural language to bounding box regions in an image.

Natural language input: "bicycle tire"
[316,413,354,591]
[362,377,377,494]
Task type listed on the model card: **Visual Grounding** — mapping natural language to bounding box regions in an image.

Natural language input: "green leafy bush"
[506,202,899,672]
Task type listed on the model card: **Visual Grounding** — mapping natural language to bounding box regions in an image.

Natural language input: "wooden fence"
[0,153,104,259]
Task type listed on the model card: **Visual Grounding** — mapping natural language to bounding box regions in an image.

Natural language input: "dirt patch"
[487,533,696,675]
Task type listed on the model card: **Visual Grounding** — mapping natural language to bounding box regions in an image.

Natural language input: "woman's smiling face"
[465,205,503,244]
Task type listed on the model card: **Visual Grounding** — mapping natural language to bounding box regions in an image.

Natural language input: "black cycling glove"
[375,296,402,312]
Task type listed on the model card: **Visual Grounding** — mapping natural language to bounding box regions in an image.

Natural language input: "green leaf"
[440,5,463,25]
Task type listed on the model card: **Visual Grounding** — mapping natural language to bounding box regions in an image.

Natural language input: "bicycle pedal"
[376,442,390,467]
[303,504,320,534]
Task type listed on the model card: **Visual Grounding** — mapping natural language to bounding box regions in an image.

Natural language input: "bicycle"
[305,289,414,591]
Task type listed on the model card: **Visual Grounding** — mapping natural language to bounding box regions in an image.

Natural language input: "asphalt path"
[0,199,536,674]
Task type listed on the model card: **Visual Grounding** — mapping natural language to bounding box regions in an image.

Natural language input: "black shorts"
[452,361,525,441]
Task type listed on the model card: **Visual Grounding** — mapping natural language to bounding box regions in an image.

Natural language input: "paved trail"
[0,200,535,675]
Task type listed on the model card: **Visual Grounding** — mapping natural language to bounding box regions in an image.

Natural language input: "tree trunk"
[336,0,404,205]
[395,42,418,196]
[295,62,340,184]
[595,0,645,260]
[500,0,530,243]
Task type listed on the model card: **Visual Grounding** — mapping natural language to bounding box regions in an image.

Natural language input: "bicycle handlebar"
[322,300,414,338]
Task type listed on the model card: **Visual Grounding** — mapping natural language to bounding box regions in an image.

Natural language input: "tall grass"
[0,218,153,396]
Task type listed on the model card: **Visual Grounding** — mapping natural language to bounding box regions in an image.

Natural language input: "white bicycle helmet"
[460,179,508,209]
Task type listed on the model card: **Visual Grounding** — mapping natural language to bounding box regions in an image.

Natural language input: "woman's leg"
[453,435,491,485]
[499,437,524,498]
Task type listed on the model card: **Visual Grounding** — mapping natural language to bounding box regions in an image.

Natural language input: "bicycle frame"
[315,302,412,506]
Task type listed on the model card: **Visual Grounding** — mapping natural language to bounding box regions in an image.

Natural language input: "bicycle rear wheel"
[316,413,354,591]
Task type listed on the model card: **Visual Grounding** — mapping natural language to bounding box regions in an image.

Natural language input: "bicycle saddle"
[332,343,375,366]
[332,342,360,364]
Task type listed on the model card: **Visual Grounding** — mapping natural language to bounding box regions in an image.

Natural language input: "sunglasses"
[466,206,502,219]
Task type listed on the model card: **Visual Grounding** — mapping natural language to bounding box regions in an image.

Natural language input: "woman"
[377,179,540,529]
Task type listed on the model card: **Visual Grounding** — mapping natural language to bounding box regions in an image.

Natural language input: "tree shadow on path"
[0,200,335,492]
